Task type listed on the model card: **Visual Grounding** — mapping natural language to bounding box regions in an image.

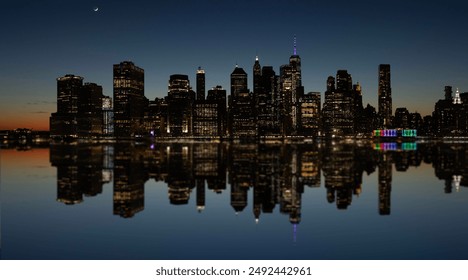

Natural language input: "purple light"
[150,144,154,150]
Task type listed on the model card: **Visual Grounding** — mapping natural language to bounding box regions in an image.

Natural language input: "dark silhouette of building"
[167,74,195,136]
[378,64,392,128]
[196,67,206,101]
[77,82,104,137]
[144,97,168,137]
[50,74,84,138]
[394,107,410,128]
[113,61,146,138]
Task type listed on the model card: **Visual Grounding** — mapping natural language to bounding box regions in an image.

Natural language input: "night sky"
[2,0,468,130]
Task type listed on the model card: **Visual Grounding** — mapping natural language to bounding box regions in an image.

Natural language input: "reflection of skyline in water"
[48,142,468,222]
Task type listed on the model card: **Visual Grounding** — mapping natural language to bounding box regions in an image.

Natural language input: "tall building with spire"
[280,35,303,135]
[253,56,262,96]
[378,64,392,128]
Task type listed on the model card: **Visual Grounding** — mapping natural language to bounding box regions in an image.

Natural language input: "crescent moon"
[93,7,99,12]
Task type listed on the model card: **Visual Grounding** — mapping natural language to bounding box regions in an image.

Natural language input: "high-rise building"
[230,65,248,96]
[77,82,104,137]
[280,36,303,136]
[394,107,410,128]
[56,74,84,114]
[322,70,356,136]
[378,64,392,128]
[207,85,227,136]
[253,56,262,96]
[196,67,206,101]
[102,96,114,137]
[113,61,146,138]
[167,74,194,136]
[50,74,84,138]
[300,92,321,136]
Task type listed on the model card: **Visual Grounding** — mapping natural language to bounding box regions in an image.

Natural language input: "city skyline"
[2,0,468,130]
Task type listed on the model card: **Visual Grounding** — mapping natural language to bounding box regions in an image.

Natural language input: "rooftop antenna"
[293,34,297,55]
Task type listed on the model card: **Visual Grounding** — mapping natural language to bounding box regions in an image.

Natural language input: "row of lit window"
[373,129,417,137]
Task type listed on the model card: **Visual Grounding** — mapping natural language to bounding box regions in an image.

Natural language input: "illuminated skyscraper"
[378,64,392,128]
[102,96,114,136]
[113,61,146,138]
[280,36,303,135]
[196,67,206,101]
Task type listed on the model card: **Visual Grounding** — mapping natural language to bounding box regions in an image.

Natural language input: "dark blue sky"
[2,0,468,129]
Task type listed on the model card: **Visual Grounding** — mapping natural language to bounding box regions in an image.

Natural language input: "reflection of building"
[48,141,468,222]
[167,144,194,204]
[322,144,363,209]
[50,144,106,205]
[113,143,146,218]
[378,153,392,215]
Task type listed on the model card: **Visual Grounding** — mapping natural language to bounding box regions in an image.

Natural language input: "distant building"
[378,64,392,128]
[102,96,114,136]
[196,67,206,101]
[113,61,146,138]
[394,107,410,128]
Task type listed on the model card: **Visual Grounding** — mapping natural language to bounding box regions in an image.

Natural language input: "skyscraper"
[77,82,104,137]
[167,74,194,136]
[113,61,146,138]
[50,74,83,138]
[230,65,248,96]
[280,36,303,135]
[196,67,206,101]
[56,74,84,114]
[378,64,392,128]
[253,56,262,96]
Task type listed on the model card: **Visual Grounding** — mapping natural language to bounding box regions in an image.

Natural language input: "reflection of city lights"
[452,175,462,192]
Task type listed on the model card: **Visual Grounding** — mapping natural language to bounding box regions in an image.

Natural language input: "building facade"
[113,61,146,138]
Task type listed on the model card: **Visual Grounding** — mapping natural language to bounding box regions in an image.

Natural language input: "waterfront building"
[113,61,146,138]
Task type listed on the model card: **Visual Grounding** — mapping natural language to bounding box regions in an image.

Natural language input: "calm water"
[1,141,468,260]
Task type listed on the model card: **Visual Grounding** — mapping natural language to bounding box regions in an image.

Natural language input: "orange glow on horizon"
[0,114,50,131]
